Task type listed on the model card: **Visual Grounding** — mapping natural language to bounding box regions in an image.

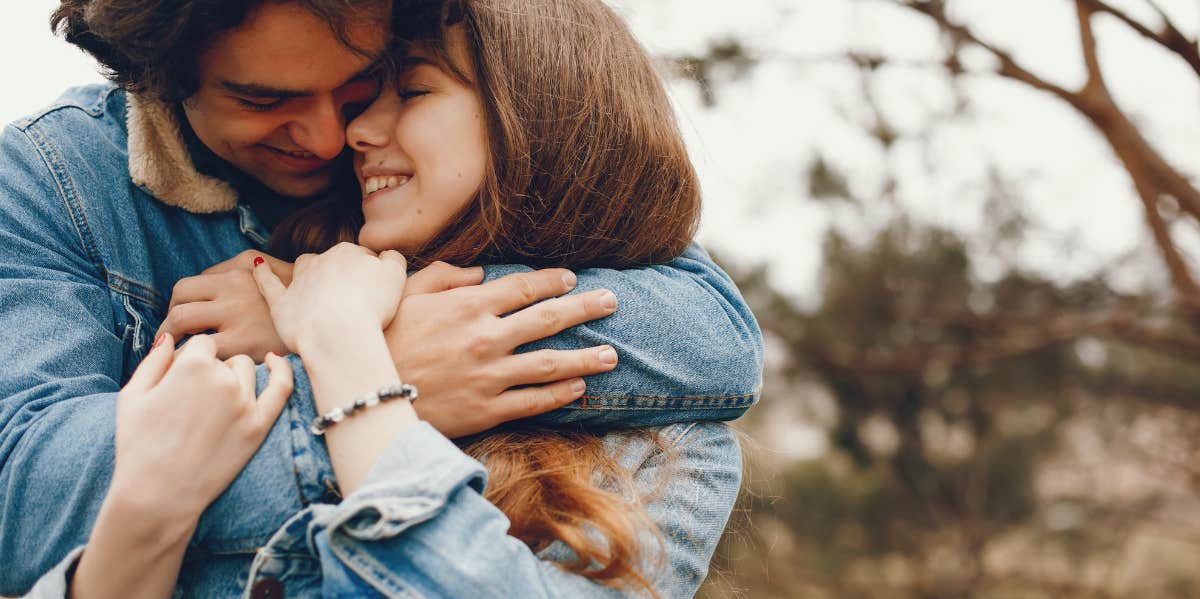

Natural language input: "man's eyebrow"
[218,63,386,98]
[219,81,312,99]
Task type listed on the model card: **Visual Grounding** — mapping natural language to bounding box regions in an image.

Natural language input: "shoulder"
[9,83,125,131]
[2,83,130,196]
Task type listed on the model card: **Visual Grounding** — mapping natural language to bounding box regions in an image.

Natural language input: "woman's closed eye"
[399,89,431,101]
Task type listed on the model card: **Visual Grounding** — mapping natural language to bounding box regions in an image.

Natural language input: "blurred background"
[5,1,1200,597]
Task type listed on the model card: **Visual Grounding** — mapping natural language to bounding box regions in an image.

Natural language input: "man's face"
[183,2,389,199]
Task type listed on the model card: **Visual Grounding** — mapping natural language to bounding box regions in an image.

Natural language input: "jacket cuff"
[317,421,486,542]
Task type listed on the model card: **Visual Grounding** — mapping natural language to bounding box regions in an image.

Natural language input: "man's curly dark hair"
[50,0,394,102]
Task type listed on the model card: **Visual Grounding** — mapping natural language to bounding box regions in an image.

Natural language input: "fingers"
[158,301,224,339]
[176,333,218,361]
[495,346,618,388]
[379,249,407,269]
[479,269,578,316]
[493,378,587,422]
[405,261,485,296]
[501,288,617,345]
[203,250,294,284]
[252,258,287,311]
[379,250,409,290]
[255,353,294,426]
[168,275,217,310]
[126,332,176,393]
[225,354,257,402]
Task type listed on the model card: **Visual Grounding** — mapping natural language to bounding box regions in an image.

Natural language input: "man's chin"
[259,172,337,200]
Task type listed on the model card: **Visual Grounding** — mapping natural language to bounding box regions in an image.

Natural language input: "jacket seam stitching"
[18,124,109,281]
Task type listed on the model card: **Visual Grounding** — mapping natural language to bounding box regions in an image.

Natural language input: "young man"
[0,0,762,595]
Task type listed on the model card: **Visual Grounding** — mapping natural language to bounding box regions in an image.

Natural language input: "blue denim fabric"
[0,84,762,595]
[231,420,740,599]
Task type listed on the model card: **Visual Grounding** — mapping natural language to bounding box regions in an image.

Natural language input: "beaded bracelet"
[310,383,418,436]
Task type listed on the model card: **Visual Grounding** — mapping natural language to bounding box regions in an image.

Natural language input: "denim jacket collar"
[125,93,239,214]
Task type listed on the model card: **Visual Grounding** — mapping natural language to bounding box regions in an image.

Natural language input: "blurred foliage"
[699,220,1200,598]
[662,1,1200,597]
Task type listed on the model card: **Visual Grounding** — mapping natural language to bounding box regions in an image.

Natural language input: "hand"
[159,250,294,361]
[253,242,408,353]
[387,267,621,438]
[111,333,293,522]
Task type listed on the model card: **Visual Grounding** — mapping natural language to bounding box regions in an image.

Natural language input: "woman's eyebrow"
[402,56,437,69]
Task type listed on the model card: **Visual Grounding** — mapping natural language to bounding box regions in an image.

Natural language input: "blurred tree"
[654,1,1200,597]
[891,0,1200,329]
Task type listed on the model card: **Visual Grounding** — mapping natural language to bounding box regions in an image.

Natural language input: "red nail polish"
[152,332,165,348]
[253,256,265,268]
[267,351,277,358]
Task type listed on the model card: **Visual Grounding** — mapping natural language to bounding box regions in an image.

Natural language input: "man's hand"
[159,250,294,361]
[389,266,620,438]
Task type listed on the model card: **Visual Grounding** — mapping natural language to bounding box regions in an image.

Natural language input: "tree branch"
[1074,0,1107,95]
[1081,0,1200,77]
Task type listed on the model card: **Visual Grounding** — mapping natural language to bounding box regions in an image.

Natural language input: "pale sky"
[3,0,1198,303]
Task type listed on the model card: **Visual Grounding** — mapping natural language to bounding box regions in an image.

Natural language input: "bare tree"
[890,0,1200,322]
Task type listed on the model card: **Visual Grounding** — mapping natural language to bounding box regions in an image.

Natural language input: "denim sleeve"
[0,124,332,595]
[278,421,740,598]
[482,243,763,428]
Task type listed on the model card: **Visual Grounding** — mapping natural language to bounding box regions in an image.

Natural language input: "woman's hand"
[252,242,408,354]
[254,244,417,494]
[72,335,292,599]
[111,333,293,523]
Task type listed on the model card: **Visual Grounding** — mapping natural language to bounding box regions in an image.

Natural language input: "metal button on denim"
[250,577,284,599]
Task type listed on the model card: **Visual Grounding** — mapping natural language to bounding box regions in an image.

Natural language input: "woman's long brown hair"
[270,0,700,593]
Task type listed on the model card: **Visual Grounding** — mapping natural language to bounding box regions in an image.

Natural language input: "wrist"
[97,483,197,550]
[299,326,404,413]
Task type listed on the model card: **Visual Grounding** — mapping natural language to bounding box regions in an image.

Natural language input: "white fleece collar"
[125,93,239,213]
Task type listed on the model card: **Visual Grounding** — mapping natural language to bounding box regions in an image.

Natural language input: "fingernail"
[570,378,586,394]
[152,332,165,348]
[253,256,265,268]
[599,291,617,311]
[267,351,277,359]
[598,347,618,366]
[562,271,577,288]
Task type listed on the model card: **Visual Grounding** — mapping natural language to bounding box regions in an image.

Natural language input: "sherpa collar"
[126,93,239,214]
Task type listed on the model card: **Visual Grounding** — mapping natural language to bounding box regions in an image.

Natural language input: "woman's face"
[346,28,488,254]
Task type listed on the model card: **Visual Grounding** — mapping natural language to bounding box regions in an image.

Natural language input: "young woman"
[241,0,742,597]
[33,0,745,597]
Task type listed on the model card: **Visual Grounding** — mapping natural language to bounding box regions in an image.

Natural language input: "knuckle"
[171,277,194,298]
[516,275,538,304]
[537,354,558,377]
[232,269,255,286]
[458,296,485,317]
[537,306,561,329]
[465,332,497,358]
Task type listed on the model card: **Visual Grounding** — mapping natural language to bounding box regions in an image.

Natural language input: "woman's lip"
[362,179,410,206]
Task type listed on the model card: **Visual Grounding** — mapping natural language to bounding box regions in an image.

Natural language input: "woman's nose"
[346,91,400,151]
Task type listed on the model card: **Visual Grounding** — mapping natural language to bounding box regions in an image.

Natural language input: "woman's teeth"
[363,175,412,195]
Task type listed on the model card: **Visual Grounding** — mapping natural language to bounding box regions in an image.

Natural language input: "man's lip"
[261,145,332,171]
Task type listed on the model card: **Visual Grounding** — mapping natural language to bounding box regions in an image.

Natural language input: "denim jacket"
[28,420,741,598]
[0,84,762,595]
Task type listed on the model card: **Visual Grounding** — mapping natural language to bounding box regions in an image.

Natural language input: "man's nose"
[288,97,346,160]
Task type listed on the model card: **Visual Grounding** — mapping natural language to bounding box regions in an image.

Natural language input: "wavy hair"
[271,0,703,594]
